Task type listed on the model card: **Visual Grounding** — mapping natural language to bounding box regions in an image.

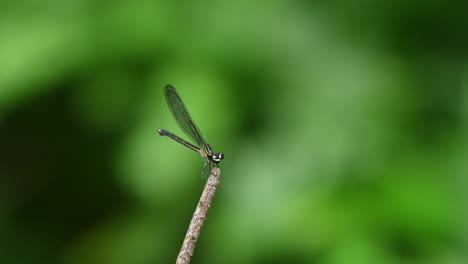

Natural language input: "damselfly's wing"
[163,84,207,147]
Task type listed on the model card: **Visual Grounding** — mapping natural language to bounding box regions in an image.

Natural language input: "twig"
[176,167,222,264]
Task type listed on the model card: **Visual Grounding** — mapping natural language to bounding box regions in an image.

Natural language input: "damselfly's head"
[210,152,224,163]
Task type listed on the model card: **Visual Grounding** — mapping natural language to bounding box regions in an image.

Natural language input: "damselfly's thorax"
[200,144,224,164]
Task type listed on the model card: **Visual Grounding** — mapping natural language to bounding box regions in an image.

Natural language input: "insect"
[158,84,224,176]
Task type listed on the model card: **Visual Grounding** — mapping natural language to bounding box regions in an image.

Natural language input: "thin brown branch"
[175,167,222,264]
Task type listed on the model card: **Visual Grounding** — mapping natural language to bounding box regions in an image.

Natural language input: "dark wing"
[163,84,206,147]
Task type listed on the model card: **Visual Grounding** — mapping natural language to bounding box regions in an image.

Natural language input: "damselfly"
[158,84,224,176]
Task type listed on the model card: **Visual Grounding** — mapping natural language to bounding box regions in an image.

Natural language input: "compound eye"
[212,152,224,163]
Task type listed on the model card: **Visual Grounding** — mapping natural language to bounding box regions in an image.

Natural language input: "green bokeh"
[1,1,467,264]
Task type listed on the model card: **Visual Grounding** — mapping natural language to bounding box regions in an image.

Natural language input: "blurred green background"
[1,1,467,264]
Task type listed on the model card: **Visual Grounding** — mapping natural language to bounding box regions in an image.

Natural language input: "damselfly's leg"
[202,160,210,178]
